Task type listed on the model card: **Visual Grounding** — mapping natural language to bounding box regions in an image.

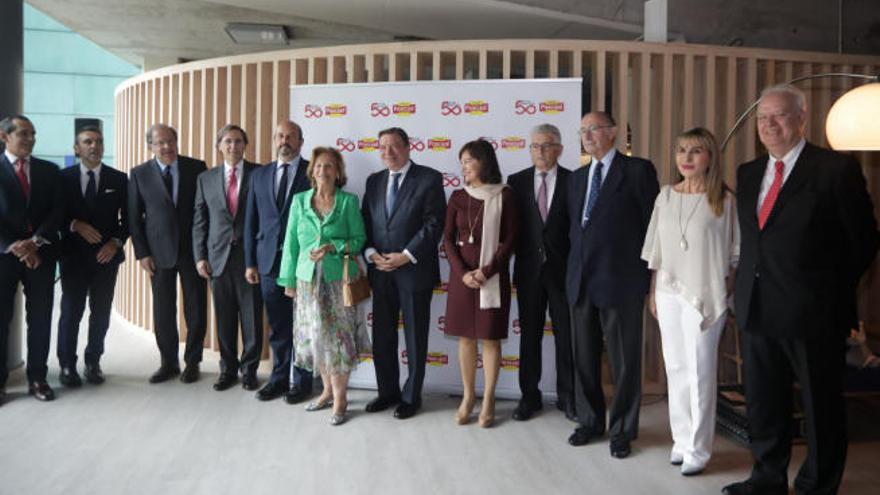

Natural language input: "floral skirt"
[294,263,371,375]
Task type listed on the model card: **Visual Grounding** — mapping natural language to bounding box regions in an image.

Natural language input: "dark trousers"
[516,271,573,408]
[210,245,262,376]
[150,251,207,368]
[742,331,848,495]
[570,292,643,441]
[0,252,56,385]
[260,273,311,391]
[371,275,432,405]
[57,258,119,368]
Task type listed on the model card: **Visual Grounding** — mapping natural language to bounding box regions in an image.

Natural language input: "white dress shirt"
[756,138,805,212]
[365,160,417,264]
[79,163,102,195]
[275,155,302,202]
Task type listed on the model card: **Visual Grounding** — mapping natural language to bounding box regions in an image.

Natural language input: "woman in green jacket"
[277,146,370,426]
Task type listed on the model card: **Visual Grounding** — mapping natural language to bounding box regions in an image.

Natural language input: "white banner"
[291,78,582,399]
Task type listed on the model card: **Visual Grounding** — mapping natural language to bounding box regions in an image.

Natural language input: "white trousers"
[655,290,726,466]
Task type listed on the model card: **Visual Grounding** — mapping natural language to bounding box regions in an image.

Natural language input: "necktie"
[758,160,785,230]
[537,171,549,222]
[276,162,289,211]
[85,170,97,208]
[386,171,401,216]
[227,166,239,217]
[15,158,29,200]
[162,166,173,202]
[582,161,604,227]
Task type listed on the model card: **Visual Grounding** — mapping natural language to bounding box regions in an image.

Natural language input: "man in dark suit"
[57,125,128,387]
[0,114,63,403]
[244,120,312,403]
[723,86,878,495]
[193,124,262,392]
[566,112,659,458]
[507,123,573,421]
[361,127,446,419]
[129,123,208,384]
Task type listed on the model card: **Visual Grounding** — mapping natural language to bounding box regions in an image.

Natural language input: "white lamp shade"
[825,82,880,150]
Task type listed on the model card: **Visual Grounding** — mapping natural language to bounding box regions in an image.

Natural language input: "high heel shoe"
[455,397,476,425]
[478,397,495,428]
[305,397,333,411]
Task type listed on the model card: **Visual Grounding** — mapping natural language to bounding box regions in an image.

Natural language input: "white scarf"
[464,184,507,309]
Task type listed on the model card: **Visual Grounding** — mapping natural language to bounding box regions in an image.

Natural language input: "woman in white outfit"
[641,127,739,476]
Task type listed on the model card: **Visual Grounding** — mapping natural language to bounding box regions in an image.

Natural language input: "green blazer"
[277,188,366,287]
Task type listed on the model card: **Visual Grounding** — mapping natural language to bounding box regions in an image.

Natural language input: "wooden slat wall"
[114,39,880,391]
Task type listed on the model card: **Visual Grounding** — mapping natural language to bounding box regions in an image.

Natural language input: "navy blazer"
[59,164,129,265]
[361,162,446,292]
[735,142,878,339]
[565,152,659,307]
[243,158,310,276]
[0,154,63,256]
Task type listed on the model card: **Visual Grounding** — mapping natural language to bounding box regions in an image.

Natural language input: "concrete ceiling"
[26,0,880,70]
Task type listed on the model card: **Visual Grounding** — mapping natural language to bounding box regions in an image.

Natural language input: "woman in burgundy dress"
[443,139,517,428]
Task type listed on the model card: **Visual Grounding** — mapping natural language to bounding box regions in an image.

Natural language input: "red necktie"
[758,160,784,230]
[15,158,30,200]
[227,166,238,217]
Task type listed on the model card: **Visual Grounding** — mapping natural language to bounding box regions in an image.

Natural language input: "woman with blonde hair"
[641,127,739,475]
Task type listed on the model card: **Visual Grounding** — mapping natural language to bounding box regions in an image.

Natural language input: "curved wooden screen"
[114,39,880,390]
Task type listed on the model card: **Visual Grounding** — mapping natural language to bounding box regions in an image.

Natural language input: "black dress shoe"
[0,388,5,406]
[721,479,788,495]
[29,381,56,401]
[84,363,105,384]
[148,366,181,384]
[568,426,593,446]
[256,381,287,401]
[213,373,237,391]
[610,438,632,458]
[59,367,83,388]
[284,386,310,404]
[365,395,400,413]
[394,401,420,419]
[512,400,542,421]
[180,364,200,383]
[241,374,259,391]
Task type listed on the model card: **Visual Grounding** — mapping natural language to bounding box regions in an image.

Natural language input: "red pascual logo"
[433,281,449,295]
[464,100,489,115]
[426,352,449,366]
[336,138,356,153]
[501,355,520,370]
[512,318,521,335]
[358,137,379,151]
[501,136,527,150]
[476,352,483,369]
[401,349,408,365]
[438,242,448,260]
[437,315,446,332]
[478,137,499,150]
[393,102,417,116]
[514,100,537,115]
[304,104,323,119]
[441,100,462,116]
[370,102,391,117]
[540,100,565,114]
[408,137,426,152]
[442,173,461,188]
[367,312,373,327]
[428,137,452,151]
[358,352,374,362]
[324,103,348,117]
[543,320,554,335]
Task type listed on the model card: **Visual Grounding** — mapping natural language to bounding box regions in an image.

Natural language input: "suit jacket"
[277,189,366,285]
[735,142,878,339]
[59,164,129,265]
[243,158,310,276]
[128,155,207,269]
[566,151,659,307]
[507,164,571,288]
[192,161,256,277]
[361,162,446,292]
[0,155,63,257]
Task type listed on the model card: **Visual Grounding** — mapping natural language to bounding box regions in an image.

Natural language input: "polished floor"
[2,308,879,495]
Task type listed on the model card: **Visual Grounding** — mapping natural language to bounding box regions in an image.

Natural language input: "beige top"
[641,186,740,329]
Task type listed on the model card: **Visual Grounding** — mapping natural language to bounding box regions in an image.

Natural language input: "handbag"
[342,242,371,307]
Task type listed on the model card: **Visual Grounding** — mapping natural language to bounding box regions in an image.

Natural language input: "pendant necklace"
[461,194,484,246]
[677,187,703,251]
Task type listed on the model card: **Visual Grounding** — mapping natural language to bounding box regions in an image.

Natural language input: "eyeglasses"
[529,143,561,151]
[578,124,615,135]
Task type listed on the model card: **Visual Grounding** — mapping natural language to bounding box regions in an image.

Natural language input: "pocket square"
[104,188,116,193]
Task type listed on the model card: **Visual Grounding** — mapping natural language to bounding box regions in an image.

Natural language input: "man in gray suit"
[129,124,208,384]
[193,124,262,391]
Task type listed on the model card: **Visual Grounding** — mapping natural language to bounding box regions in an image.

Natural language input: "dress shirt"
[79,163,102,195]
[3,150,50,249]
[224,160,243,195]
[584,148,617,207]
[365,160,417,264]
[533,164,559,209]
[155,157,179,205]
[756,138,805,213]
[275,155,301,201]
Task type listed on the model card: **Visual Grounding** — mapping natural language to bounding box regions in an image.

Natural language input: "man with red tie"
[0,114,63,403]
[723,85,878,495]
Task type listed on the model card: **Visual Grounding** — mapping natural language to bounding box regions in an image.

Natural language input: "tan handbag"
[342,242,371,307]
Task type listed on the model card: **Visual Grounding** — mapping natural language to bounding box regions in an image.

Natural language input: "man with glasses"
[565,112,659,458]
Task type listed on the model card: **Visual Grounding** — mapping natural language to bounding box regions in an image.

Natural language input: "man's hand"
[10,239,37,258]
[22,251,41,270]
[95,242,119,264]
[196,259,212,279]
[73,219,102,244]
[374,252,409,272]
[245,267,260,285]
[139,256,156,275]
